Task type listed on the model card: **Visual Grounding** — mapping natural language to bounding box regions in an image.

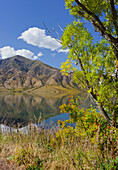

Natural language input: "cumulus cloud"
[16,49,34,59]
[0,46,16,59]
[18,27,62,51]
[33,52,43,60]
[33,55,38,60]
[58,48,69,53]
[0,46,43,60]
[37,52,43,57]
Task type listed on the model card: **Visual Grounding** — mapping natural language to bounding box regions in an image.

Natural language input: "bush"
[57,96,118,169]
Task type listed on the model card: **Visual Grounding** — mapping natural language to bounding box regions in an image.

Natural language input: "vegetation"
[58,1,118,169]
[58,96,118,169]
[65,0,118,64]
[0,121,117,170]
[61,0,118,126]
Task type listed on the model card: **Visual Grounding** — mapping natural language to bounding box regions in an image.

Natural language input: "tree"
[65,0,118,78]
[61,0,118,126]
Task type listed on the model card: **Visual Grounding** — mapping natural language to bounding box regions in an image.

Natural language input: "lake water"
[0,92,94,128]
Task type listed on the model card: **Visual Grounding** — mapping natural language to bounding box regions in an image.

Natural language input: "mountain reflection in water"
[0,92,94,127]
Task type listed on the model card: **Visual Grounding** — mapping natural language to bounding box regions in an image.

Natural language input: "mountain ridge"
[0,55,78,90]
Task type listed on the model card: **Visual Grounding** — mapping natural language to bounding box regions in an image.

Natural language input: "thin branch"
[51,27,60,39]
[110,0,118,37]
[58,24,64,32]
[42,22,62,43]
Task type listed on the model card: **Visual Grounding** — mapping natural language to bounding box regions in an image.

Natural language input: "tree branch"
[58,24,64,32]
[74,0,118,51]
[89,93,112,125]
[75,53,112,125]
[110,0,118,37]
[74,0,106,31]
[42,22,62,43]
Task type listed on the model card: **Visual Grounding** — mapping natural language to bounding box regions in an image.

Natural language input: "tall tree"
[61,0,118,126]
[65,0,118,78]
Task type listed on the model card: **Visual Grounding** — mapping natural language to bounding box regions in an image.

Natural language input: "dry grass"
[0,124,117,170]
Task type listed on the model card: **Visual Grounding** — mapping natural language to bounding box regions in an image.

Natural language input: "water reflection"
[0,92,95,127]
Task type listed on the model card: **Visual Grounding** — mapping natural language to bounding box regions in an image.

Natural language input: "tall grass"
[0,122,117,170]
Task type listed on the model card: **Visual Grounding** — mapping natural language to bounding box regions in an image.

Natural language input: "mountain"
[0,55,78,90]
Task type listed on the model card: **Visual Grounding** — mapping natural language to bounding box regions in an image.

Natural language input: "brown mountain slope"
[0,55,78,90]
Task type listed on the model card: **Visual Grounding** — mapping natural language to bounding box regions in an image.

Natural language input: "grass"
[0,123,117,170]
[25,85,80,98]
[0,85,80,98]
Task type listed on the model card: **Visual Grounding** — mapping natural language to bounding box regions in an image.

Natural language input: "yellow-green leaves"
[61,20,117,122]
[61,1,118,125]
[65,0,118,37]
[61,59,76,76]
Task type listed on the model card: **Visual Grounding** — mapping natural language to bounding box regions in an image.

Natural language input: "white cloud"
[16,49,34,59]
[0,46,16,59]
[58,48,69,53]
[38,52,43,57]
[33,55,38,60]
[0,46,39,60]
[18,27,62,51]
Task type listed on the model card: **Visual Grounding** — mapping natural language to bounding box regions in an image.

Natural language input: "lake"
[0,91,94,128]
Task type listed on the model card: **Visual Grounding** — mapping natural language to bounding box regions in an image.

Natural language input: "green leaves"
[65,0,118,37]
[61,59,75,76]
[61,17,117,124]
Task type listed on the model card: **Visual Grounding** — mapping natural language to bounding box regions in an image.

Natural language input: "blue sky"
[0,0,100,68]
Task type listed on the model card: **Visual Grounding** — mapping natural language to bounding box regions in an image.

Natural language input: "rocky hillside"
[0,55,77,89]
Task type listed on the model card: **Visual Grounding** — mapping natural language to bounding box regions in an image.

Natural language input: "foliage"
[65,0,118,49]
[0,123,117,170]
[57,96,118,169]
[61,20,118,125]
[59,2,118,165]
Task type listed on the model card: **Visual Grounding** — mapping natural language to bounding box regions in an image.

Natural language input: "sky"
[0,0,100,69]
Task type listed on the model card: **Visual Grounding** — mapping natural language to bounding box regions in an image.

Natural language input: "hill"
[0,55,78,91]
